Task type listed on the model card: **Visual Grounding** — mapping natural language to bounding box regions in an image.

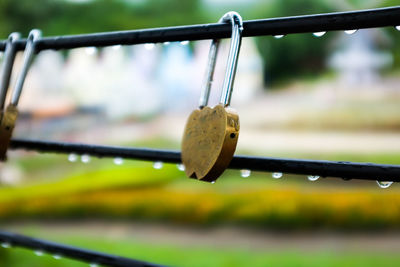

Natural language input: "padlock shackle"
[0,32,21,111]
[10,29,41,107]
[219,12,243,107]
[198,11,243,108]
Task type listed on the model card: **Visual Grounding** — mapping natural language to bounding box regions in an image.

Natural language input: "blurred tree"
[251,0,337,86]
[339,0,400,70]
[0,0,206,36]
[0,0,397,85]
[379,0,400,69]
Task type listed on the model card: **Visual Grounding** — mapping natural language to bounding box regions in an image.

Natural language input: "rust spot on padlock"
[181,12,243,182]
[0,105,18,160]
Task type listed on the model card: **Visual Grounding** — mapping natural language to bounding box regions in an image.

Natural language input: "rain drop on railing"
[113,157,124,165]
[34,250,44,256]
[376,181,393,189]
[307,175,320,181]
[52,254,62,260]
[85,47,97,55]
[272,172,283,179]
[313,31,326,37]
[344,29,358,35]
[111,45,121,50]
[153,161,163,169]
[68,153,78,162]
[240,169,251,178]
[177,164,185,171]
[144,43,155,50]
[81,154,91,164]
[274,35,284,39]
[1,242,11,248]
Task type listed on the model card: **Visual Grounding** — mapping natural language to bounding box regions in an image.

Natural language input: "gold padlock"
[0,32,20,160]
[181,12,243,182]
[0,29,41,160]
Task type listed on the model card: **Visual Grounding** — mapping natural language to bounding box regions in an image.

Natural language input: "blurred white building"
[13,37,263,119]
[329,29,392,87]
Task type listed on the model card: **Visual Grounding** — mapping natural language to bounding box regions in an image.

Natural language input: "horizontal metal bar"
[9,138,400,181]
[0,6,399,51]
[0,230,164,267]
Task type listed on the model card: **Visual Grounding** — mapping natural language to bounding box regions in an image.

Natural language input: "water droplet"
[144,43,155,50]
[85,47,97,55]
[34,250,44,256]
[274,35,284,39]
[113,157,124,165]
[344,29,357,35]
[1,242,11,248]
[177,164,185,171]
[163,41,170,45]
[153,161,163,169]
[180,40,189,45]
[240,169,251,178]
[68,153,78,162]
[112,45,121,50]
[89,264,99,267]
[313,31,326,37]
[211,181,216,184]
[307,175,320,181]
[395,26,400,31]
[52,254,62,260]
[376,181,393,189]
[272,172,283,179]
[81,154,91,164]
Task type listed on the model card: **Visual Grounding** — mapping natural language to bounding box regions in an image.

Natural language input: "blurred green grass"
[1,231,400,267]
[0,161,180,203]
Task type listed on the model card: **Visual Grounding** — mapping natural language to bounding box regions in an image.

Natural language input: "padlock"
[0,32,20,114]
[0,32,21,160]
[181,11,243,182]
[0,29,41,160]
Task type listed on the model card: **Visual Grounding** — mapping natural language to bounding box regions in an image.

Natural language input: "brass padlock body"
[181,104,239,182]
[0,105,18,160]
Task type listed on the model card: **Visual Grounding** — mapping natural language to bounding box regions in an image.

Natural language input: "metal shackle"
[0,32,21,110]
[198,11,243,108]
[11,29,41,107]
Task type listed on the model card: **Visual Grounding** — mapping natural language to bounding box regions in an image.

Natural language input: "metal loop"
[10,29,41,106]
[0,32,20,110]
[198,11,243,108]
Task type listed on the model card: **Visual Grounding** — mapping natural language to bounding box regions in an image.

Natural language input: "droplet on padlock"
[181,12,243,182]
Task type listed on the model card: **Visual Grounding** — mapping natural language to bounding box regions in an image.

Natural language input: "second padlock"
[0,29,41,160]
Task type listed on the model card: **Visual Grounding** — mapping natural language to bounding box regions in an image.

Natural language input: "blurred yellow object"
[1,185,399,229]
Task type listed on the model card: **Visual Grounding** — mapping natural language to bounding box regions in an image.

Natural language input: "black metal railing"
[10,139,400,181]
[1,6,400,267]
[0,6,399,51]
[0,230,165,267]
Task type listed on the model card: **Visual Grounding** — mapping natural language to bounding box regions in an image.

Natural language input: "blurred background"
[1,0,400,266]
